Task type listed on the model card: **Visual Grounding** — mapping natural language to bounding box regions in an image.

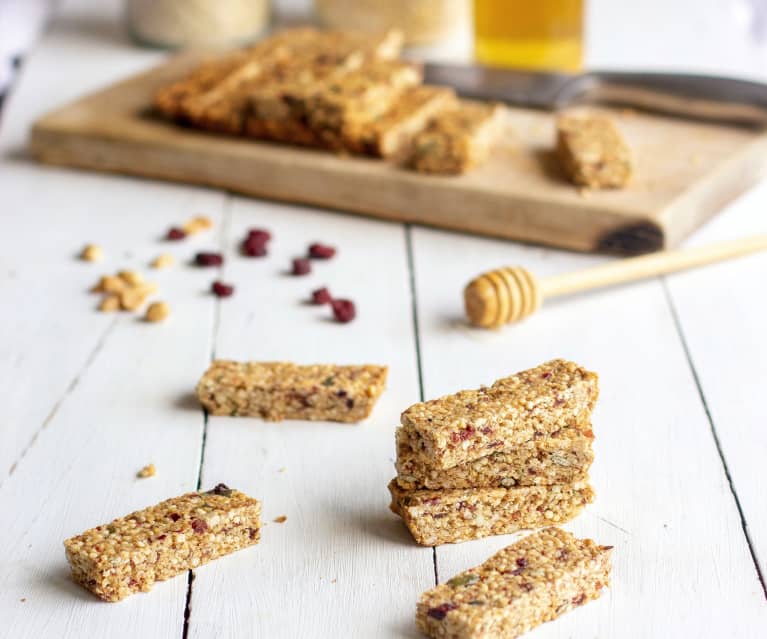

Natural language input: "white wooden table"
[2,0,767,637]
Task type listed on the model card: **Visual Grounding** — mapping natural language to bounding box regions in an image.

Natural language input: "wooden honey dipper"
[464,235,767,328]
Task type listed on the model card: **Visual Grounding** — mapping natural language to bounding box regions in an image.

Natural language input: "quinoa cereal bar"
[342,85,456,158]
[416,527,612,638]
[388,479,594,546]
[398,360,598,471]
[556,113,633,188]
[63,484,260,602]
[196,360,388,422]
[409,100,504,174]
[395,424,594,491]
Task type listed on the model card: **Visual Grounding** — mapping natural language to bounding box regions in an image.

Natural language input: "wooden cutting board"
[29,51,767,255]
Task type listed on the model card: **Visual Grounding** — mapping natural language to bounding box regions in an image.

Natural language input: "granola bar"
[416,527,612,638]
[63,484,260,602]
[196,360,388,422]
[389,479,594,546]
[398,360,598,471]
[409,100,504,174]
[395,424,594,490]
[342,85,456,158]
[556,113,633,188]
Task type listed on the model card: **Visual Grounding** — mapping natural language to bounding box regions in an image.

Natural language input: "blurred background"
[3,0,767,110]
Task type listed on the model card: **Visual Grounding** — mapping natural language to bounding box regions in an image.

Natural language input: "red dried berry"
[331,299,355,323]
[212,281,234,297]
[242,239,268,257]
[247,229,271,243]
[427,603,457,620]
[292,258,311,275]
[312,287,332,304]
[196,252,223,267]
[166,227,186,241]
[308,243,336,259]
[191,519,208,533]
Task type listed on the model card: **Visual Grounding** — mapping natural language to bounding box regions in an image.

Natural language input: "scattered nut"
[120,282,158,311]
[151,253,176,269]
[145,301,170,322]
[118,270,144,286]
[80,244,104,262]
[183,215,214,234]
[273,515,287,524]
[136,463,156,478]
[92,275,125,294]
[98,295,121,312]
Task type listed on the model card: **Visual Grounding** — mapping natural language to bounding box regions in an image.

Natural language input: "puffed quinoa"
[80,244,104,262]
[64,484,261,601]
[416,527,612,638]
[136,463,156,478]
[145,301,170,322]
[151,253,176,269]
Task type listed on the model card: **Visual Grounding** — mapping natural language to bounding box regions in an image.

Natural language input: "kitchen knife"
[424,63,767,126]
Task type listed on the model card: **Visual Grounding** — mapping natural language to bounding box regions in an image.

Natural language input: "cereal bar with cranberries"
[63,484,260,602]
[196,360,388,423]
[397,360,598,472]
[408,100,504,174]
[556,113,633,188]
[388,479,593,546]
[416,527,612,638]
[395,423,594,491]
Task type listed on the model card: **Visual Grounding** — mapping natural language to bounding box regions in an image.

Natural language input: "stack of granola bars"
[154,27,503,174]
[389,359,599,545]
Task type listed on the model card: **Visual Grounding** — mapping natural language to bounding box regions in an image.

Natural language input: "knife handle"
[562,71,767,126]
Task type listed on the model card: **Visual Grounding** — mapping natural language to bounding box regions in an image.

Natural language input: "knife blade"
[424,63,767,126]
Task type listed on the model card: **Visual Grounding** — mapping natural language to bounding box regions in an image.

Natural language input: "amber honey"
[473,0,584,72]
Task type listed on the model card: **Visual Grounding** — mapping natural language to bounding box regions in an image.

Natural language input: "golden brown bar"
[63,484,260,602]
[397,360,598,471]
[416,527,612,638]
[196,360,388,422]
[395,424,594,490]
[556,113,633,188]
[389,479,594,546]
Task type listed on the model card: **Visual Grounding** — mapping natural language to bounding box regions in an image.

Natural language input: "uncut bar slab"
[196,360,388,423]
[388,479,594,546]
[409,100,504,174]
[398,359,598,472]
[556,113,633,188]
[63,485,260,602]
[417,527,612,639]
[395,424,594,490]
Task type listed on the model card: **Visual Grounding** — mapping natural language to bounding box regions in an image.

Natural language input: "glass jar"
[126,0,270,49]
[315,0,469,46]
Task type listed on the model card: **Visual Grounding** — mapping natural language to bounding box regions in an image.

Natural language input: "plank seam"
[2,317,117,488]
[405,225,440,586]
[662,277,767,599]
[182,196,232,639]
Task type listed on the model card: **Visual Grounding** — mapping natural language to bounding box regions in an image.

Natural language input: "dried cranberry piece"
[166,227,186,241]
[427,603,457,620]
[206,483,232,496]
[212,281,234,297]
[541,372,552,379]
[450,425,475,444]
[572,593,586,606]
[308,243,336,259]
[312,287,333,305]
[247,229,271,243]
[169,513,181,522]
[191,519,208,533]
[292,258,311,275]
[510,557,527,576]
[242,239,268,257]
[331,299,356,323]
[196,252,223,267]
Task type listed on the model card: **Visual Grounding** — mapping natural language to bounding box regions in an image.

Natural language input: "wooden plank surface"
[28,50,767,255]
[1,0,766,637]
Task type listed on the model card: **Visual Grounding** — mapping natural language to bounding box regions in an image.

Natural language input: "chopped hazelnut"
[80,244,104,262]
[145,301,170,322]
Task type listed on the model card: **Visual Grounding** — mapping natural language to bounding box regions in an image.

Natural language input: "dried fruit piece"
[212,281,235,297]
[312,287,333,305]
[292,258,311,275]
[136,463,156,478]
[145,301,170,322]
[196,252,224,267]
[331,299,356,323]
[247,229,271,243]
[242,238,268,257]
[166,227,186,241]
[80,244,103,262]
[99,295,121,313]
[151,254,176,269]
[308,243,336,259]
